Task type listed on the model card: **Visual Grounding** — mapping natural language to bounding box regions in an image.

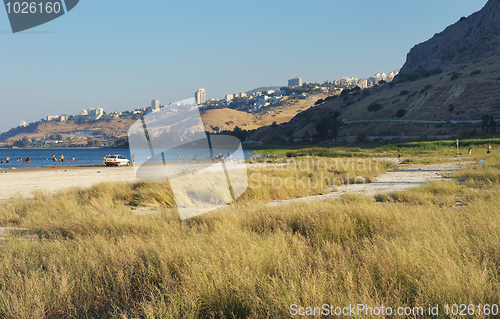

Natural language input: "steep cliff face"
[400,0,500,74]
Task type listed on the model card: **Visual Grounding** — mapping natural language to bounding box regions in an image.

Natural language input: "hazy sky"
[0,0,488,133]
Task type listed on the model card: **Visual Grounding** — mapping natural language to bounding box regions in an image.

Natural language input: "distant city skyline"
[0,0,488,133]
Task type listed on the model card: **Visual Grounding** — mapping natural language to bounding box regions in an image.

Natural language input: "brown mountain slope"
[1,117,136,146]
[326,55,500,122]
[248,1,500,142]
[249,55,500,141]
[201,95,326,133]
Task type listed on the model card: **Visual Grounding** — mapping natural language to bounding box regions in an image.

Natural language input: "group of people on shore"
[52,154,75,162]
[0,154,76,165]
[0,155,29,164]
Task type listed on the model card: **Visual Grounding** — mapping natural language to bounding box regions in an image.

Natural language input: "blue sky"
[0,0,488,133]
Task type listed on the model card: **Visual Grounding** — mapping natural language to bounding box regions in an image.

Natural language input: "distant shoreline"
[0,164,105,173]
[0,147,126,150]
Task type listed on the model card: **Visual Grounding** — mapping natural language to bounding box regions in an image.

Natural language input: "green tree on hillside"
[482,115,497,134]
[315,111,340,141]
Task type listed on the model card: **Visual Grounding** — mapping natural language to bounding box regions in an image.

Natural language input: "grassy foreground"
[256,137,500,159]
[0,155,499,318]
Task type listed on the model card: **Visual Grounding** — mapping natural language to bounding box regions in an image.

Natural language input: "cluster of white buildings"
[334,72,398,89]
[44,114,69,122]
[225,92,247,102]
[77,108,105,120]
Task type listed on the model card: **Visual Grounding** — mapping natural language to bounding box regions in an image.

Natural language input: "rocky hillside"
[400,0,500,74]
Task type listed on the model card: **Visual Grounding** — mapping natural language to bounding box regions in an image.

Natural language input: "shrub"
[314,99,324,105]
[430,68,443,75]
[450,72,462,81]
[421,70,431,78]
[367,102,383,112]
[470,69,481,76]
[374,193,391,202]
[355,131,368,143]
[420,84,433,93]
[395,109,407,118]
[399,90,409,96]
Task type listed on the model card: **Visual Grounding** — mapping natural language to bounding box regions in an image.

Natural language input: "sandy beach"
[0,166,139,200]
[0,160,247,201]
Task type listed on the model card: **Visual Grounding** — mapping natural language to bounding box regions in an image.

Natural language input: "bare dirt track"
[268,159,469,207]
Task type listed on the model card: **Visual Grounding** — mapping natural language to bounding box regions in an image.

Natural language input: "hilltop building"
[46,115,59,121]
[358,79,368,89]
[88,108,104,120]
[77,108,104,120]
[288,77,303,87]
[151,99,160,111]
[19,121,26,127]
[195,88,206,105]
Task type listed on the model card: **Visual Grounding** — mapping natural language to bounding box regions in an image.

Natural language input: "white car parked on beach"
[105,155,130,166]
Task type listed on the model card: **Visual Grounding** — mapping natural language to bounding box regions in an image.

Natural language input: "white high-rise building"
[288,77,303,87]
[151,99,160,111]
[87,108,104,120]
[195,88,206,105]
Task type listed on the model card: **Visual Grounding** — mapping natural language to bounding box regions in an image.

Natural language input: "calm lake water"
[0,148,256,170]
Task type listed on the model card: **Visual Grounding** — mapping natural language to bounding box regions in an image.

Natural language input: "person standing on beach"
[5,156,9,164]
[132,153,135,164]
[487,144,492,155]
[397,150,402,163]
[468,148,472,155]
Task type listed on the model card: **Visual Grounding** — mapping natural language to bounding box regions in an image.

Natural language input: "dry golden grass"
[0,156,498,318]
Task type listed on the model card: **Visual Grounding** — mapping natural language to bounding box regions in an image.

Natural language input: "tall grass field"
[0,147,499,318]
